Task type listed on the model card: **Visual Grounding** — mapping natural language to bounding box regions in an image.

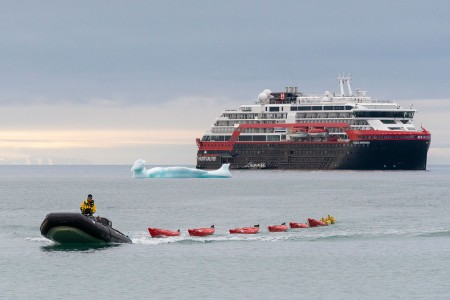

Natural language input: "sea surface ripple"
[1,165,450,299]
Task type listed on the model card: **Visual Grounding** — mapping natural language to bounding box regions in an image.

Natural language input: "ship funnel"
[285,87,298,93]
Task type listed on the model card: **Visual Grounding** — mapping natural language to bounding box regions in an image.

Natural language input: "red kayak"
[289,222,309,228]
[148,227,181,237]
[308,218,327,227]
[268,223,288,232]
[188,225,215,237]
[229,225,260,234]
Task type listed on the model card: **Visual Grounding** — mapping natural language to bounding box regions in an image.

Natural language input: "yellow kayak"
[327,215,336,224]
[321,217,331,225]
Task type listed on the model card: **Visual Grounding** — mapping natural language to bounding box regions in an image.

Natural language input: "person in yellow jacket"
[80,194,97,216]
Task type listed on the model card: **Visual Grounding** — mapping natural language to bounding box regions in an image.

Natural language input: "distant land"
[0,156,91,165]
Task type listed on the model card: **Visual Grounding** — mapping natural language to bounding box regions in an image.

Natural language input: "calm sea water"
[1,165,450,299]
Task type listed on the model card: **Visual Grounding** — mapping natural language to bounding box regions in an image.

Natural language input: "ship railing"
[211,127,236,134]
[296,97,393,104]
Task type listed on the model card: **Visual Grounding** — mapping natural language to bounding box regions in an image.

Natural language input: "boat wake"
[26,237,51,243]
[130,226,450,244]
[414,229,450,238]
[27,227,450,248]
[131,233,296,245]
[131,159,232,178]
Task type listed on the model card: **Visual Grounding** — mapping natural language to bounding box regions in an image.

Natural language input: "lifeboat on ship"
[40,212,132,244]
[188,225,215,237]
[308,218,327,227]
[289,222,309,228]
[308,128,328,138]
[288,128,308,141]
[268,223,288,232]
[229,224,260,234]
[148,227,181,238]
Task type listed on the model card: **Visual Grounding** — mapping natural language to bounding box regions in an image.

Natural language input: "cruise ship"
[196,75,431,170]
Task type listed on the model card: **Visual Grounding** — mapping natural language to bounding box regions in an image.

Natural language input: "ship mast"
[338,74,353,97]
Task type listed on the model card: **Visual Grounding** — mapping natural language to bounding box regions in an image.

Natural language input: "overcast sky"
[0,1,449,165]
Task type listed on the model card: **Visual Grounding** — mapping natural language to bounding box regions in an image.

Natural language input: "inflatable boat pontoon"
[40,212,132,244]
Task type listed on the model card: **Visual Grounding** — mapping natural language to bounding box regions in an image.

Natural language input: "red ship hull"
[196,123,430,170]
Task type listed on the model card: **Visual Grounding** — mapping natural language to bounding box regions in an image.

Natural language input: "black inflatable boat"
[40,212,132,244]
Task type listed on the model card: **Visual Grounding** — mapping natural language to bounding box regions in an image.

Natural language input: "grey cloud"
[1,0,450,106]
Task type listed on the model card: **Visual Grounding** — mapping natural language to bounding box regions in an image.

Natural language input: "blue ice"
[131,159,232,178]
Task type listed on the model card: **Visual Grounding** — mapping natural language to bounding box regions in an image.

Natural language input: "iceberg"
[131,159,232,178]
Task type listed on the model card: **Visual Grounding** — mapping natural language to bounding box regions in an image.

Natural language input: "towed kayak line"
[148,216,336,238]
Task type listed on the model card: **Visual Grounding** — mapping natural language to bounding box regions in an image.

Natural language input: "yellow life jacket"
[80,200,97,215]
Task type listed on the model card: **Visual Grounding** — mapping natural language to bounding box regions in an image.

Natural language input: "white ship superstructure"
[202,75,418,142]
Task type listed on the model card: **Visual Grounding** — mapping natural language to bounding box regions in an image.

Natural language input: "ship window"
[238,136,252,141]
[354,111,409,118]
[267,135,280,141]
[312,106,323,111]
[211,135,226,141]
[269,107,280,112]
[345,106,353,110]
[298,106,312,111]
[253,135,266,141]
[291,106,298,111]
